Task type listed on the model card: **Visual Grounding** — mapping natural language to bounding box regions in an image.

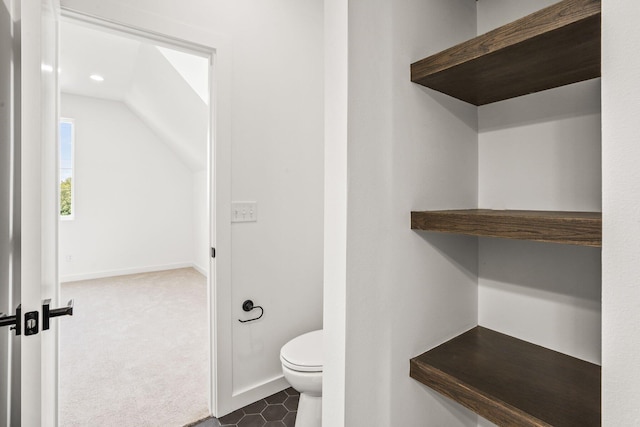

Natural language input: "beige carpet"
[60,268,210,427]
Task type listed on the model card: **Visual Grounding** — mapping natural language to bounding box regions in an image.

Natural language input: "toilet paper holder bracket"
[239,299,264,323]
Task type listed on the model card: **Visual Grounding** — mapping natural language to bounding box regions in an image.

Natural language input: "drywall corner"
[601,0,640,424]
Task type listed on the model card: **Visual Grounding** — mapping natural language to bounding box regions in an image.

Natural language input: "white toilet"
[280,329,323,427]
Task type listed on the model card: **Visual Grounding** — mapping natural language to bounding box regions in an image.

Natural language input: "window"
[59,119,74,218]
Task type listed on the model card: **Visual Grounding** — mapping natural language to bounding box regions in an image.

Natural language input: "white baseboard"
[192,263,208,276]
[60,262,199,283]
[216,375,290,418]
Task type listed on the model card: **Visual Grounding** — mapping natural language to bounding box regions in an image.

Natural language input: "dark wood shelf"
[411,0,601,105]
[411,209,601,247]
[411,327,601,427]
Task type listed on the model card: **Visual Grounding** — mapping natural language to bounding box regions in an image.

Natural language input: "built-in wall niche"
[409,1,602,426]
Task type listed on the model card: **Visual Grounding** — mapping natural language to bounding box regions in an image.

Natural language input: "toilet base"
[295,393,322,427]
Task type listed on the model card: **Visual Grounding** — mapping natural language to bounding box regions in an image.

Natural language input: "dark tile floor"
[188,387,299,427]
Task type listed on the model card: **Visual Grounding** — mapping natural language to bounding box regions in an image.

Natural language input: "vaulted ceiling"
[59,21,209,171]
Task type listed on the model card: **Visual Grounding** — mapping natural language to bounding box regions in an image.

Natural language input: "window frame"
[59,117,75,220]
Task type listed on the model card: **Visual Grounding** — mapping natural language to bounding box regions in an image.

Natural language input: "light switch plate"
[231,201,257,222]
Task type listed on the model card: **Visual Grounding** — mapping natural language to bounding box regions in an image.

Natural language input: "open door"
[1,0,61,425]
[0,0,15,425]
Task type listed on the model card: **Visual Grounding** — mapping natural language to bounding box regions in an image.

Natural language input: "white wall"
[125,44,208,171]
[59,94,195,281]
[326,0,479,425]
[477,0,602,365]
[225,0,323,394]
[602,1,640,425]
[59,0,324,406]
[323,0,347,423]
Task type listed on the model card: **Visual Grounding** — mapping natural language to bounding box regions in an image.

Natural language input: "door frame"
[57,7,233,419]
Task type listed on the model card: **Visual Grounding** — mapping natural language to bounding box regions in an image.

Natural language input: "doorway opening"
[57,17,212,426]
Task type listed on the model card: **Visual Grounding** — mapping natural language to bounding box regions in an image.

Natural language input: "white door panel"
[0,1,15,425]
[10,0,57,427]
[19,1,46,424]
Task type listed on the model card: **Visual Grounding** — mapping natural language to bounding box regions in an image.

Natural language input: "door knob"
[42,299,74,330]
[0,305,21,335]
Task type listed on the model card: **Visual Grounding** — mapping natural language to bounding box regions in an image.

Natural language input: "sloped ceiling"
[59,21,209,171]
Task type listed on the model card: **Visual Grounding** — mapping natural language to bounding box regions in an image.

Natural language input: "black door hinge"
[211,247,216,258]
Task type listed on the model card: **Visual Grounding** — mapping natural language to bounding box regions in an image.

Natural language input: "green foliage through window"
[60,177,72,216]
[59,119,74,217]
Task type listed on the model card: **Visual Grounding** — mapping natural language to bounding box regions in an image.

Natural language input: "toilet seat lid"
[280,329,323,373]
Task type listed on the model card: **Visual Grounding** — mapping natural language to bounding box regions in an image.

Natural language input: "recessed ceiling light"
[41,64,53,72]
[90,74,104,82]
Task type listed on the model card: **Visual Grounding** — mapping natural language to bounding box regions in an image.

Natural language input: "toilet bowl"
[280,330,322,427]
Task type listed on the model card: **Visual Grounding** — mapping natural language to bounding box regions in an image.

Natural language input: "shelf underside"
[410,327,601,427]
[411,209,602,247]
[411,0,601,105]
